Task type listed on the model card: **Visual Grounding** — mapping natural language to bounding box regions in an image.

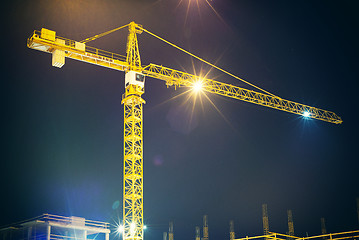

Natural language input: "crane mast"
[122,22,145,240]
[26,21,343,240]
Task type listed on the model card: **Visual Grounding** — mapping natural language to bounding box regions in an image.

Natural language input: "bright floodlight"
[143,225,147,230]
[117,225,124,234]
[303,111,310,118]
[192,81,203,92]
[130,222,136,235]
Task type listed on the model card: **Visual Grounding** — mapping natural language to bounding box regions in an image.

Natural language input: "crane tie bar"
[140,27,279,98]
[80,24,130,44]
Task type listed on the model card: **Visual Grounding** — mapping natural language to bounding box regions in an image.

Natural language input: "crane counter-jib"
[27,29,129,71]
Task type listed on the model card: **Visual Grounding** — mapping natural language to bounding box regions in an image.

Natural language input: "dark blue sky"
[2,1,359,240]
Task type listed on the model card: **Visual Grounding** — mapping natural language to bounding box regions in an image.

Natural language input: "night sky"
[2,1,359,240]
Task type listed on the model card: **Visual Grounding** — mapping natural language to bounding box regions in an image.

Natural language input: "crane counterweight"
[52,39,65,68]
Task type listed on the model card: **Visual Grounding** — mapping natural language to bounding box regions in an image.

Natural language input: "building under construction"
[0,214,110,240]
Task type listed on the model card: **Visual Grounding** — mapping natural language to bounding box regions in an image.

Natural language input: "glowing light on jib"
[303,111,310,118]
[192,81,203,92]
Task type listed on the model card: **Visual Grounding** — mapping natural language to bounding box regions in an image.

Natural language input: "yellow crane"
[27,21,342,240]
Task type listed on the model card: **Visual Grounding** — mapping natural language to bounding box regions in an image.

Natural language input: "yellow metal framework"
[122,89,145,240]
[27,21,343,240]
[141,64,342,124]
[27,30,128,70]
[126,22,143,71]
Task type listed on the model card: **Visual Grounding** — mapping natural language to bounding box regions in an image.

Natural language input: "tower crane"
[27,21,342,240]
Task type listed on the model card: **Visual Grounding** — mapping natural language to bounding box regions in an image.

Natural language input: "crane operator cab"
[125,71,145,94]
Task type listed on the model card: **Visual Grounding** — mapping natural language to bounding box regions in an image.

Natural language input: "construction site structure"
[163,232,168,240]
[262,204,270,237]
[235,230,359,240]
[287,210,294,237]
[230,220,235,240]
[169,221,174,240]
[321,218,327,240]
[27,21,343,240]
[202,215,209,240]
[196,226,201,240]
[0,214,110,240]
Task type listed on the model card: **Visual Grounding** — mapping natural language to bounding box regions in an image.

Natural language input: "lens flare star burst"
[176,0,226,26]
[192,80,203,93]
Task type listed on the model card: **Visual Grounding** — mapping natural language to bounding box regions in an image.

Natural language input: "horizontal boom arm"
[142,63,342,124]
